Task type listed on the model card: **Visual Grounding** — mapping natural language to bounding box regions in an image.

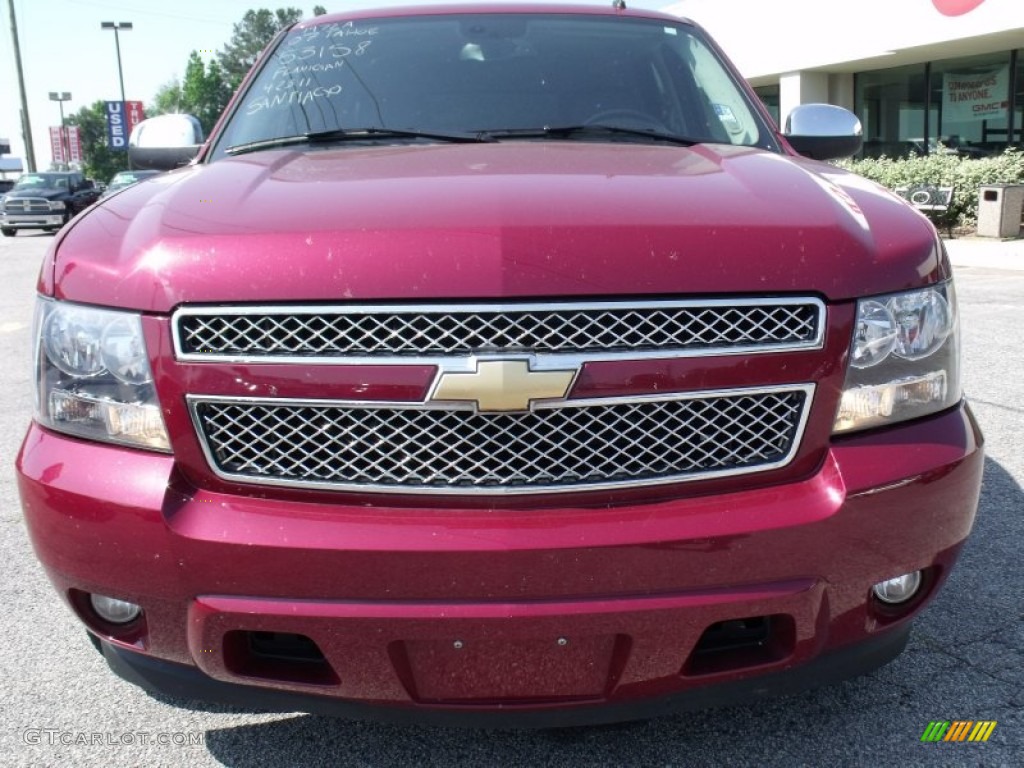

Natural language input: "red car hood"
[51,142,944,311]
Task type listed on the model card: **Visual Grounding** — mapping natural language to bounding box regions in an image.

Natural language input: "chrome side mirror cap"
[784,104,863,161]
[128,114,204,171]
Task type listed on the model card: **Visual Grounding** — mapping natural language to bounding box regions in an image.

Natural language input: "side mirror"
[128,114,204,171]
[784,104,863,161]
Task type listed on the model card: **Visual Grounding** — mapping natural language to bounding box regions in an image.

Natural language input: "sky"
[1,0,675,175]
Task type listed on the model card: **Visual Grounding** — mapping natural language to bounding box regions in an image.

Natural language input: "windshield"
[13,174,67,191]
[210,12,772,159]
[108,171,157,189]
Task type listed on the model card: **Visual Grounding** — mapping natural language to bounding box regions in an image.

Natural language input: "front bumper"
[95,623,911,727]
[17,403,984,725]
[1,214,64,228]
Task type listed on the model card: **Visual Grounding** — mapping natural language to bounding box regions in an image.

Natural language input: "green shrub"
[834,148,1024,227]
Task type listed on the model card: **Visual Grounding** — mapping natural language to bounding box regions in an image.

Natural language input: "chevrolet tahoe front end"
[16,5,983,726]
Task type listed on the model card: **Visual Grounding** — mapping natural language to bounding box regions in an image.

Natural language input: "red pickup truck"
[17,4,982,726]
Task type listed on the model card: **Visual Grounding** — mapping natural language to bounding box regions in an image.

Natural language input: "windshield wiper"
[226,127,494,156]
[479,125,700,147]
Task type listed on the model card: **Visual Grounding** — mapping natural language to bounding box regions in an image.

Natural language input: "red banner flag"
[125,101,146,139]
[49,126,65,164]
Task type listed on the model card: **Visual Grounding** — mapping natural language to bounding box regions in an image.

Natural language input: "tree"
[151,79,183,116]
[181,53,233,135]
[65,101,129,183]
[218,7,304,90]
[201,60,233,132]
[149,54,232,136]
[149,7,331,131]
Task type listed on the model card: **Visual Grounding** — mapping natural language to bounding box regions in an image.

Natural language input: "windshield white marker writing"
[246,85,343,114]
[287,20,379,45]
[263,60,348,94]
[272,60,348,80]
[278,41,371,65]
[326,21,379,38]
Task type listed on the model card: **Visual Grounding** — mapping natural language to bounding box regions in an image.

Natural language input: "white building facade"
[664,0,1024,157]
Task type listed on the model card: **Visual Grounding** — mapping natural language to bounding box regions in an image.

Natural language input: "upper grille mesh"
[192,388,809,494]
[3,198,50,214]
[175,301,821,358]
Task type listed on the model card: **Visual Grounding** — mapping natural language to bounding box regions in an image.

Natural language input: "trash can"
[977,184,1024,238]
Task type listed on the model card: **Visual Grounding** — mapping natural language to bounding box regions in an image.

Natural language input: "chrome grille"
[3,198,50,214]
[174,299,824,361]
[190,386,812,495]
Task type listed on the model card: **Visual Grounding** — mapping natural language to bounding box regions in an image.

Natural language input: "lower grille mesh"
[193,388,809,494]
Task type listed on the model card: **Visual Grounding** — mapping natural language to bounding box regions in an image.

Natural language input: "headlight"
[34,299,170,451]
[834,281,960,433]
[49,201,66,211]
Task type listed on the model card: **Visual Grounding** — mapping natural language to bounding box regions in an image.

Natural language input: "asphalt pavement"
[0,231,1021,767]
[945,232,1024,271]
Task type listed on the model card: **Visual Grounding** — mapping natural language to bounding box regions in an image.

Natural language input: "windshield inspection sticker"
[713,103,743,134]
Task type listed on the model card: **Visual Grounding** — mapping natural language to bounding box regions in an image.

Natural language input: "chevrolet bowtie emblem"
[431,360,576,412]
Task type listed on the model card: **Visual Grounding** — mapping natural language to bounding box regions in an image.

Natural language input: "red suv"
[17,5,983,726]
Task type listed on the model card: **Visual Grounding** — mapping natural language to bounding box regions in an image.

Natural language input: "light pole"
[7,0,36,171]
[101,21,133,168]
[100,21,132,107]
[48,92,71,168]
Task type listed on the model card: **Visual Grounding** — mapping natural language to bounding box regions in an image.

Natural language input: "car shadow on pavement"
[167,457,1022,767]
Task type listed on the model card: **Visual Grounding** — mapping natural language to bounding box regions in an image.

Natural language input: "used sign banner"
[105,101,128,150]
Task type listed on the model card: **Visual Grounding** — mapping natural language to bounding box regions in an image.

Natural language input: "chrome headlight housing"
[48,200,66,211]
[34,298,170,451]
[834,280,960,433]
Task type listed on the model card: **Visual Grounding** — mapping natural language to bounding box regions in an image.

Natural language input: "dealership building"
[665,0,1024,157]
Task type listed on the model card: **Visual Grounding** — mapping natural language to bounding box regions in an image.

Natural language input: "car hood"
[8,188,65,201]
[50,142,945,311]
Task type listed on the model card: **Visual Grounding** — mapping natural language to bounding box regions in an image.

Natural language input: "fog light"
[89,594,142,624]
[872,571,922,605]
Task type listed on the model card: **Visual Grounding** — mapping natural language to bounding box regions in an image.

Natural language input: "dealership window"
[854,64,928,158]
[855,51,1019,158]
[1015,50,1023,146]
[753,85,780,126]
[930,51,1012,157]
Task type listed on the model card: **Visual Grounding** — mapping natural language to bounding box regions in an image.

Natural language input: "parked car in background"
[0,178,17,208]
[861,135,992,160]
[100,170,162,199]
[17,4,983,726]
[0,171,100,236]
[907,137,991,158]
